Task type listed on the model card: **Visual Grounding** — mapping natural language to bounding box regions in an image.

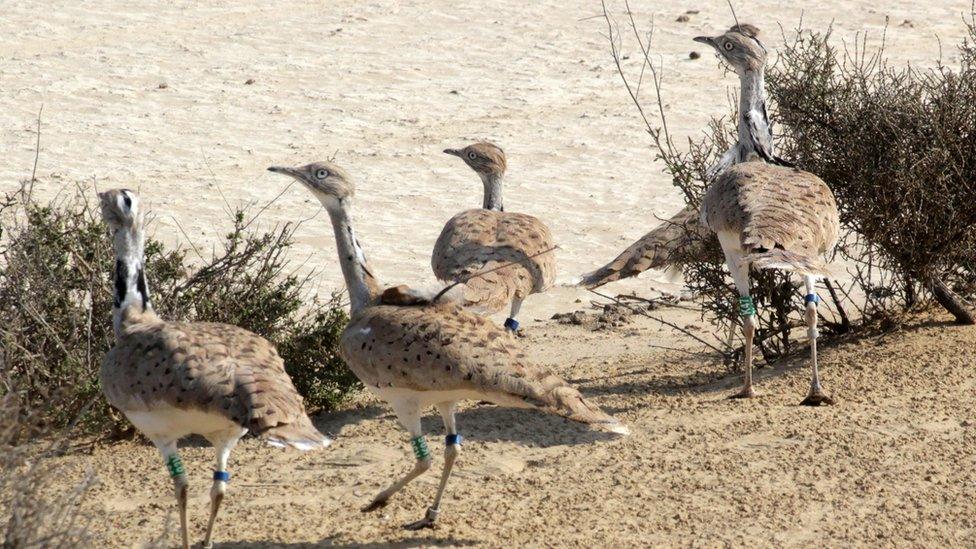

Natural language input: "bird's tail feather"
[262,417,332,451]
[743,249,837,278]
[496,371,629,435]
[579,205,705,289]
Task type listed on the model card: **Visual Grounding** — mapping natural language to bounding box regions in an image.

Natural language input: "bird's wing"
[340,304,622,430]
[713,162,840,274]
[432,209,556,311]
[579,205,710,288]
[103,322,327,447]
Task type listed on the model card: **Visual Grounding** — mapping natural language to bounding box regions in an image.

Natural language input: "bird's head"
[98,188,145,236]
[443,141,507,178]
[268,161,355,208]
[694,24,767,74]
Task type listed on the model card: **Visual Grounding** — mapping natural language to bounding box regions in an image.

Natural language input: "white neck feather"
[479,173,504,211]
[111,228,152,336]
[322,198,378,315]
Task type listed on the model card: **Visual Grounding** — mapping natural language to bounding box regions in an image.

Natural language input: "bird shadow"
[317,398,621,448]
[212,536,479,548]
[311,404,388,438]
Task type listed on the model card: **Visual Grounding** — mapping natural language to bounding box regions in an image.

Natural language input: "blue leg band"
[805,293,820,304]
[411,436,430,461]
[738,296,757,317]
[213,471,230,482]
[504,318,520,331]
[445,434,463,446]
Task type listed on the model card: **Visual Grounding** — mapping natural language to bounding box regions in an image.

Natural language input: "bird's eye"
[467,151,477,160]
[723,41,734,51]
[314,169,329,179]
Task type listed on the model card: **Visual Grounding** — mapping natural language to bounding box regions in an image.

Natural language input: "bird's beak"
[693,36,715,47]
[268,166,301,179]
[443,148,461,157]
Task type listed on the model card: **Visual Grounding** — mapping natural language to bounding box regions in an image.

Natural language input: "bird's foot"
[800,391,835,406]
[403,507,439,530]
[361,498,389,513]
[728,386,757,399]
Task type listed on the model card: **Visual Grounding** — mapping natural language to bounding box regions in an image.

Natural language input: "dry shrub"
[601,3,976,363]
[601,4,847,361]
[766,19,976,324]
[0,183,359,438]
[0,392,95,548]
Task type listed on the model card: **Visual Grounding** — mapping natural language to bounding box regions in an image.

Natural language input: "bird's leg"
[159,442,189,549]
[361,403,431,512]
[504,295,523,333]
[725,254,757,399]
[800,276,834,406]
[202,434,239,549]
[731,296,758,399]
[404,402,461,531]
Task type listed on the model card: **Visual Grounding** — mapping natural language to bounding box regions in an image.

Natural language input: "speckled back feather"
[702,161,840,275]
[101,316,327,448]
[340,303,622,429]
[432,209,556,313]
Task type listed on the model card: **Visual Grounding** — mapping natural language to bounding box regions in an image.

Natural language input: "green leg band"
[410,436,430,461]
[738,296,757,317]
[166,454,186,478]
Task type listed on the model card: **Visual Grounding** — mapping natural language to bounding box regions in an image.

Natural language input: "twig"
[27,104,43,202]
[823,278,851,332]
[430,246,559,304]
[588,288,731,356]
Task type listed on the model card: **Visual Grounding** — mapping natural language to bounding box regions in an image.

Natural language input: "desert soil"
[3,0,976,547]
[51,308,976,547]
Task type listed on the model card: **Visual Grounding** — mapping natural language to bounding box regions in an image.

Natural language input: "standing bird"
[580,23,792,290]
[693,24,840,404]
[270,161,625,530]
[435,142,556,332]
[98,189,330,549]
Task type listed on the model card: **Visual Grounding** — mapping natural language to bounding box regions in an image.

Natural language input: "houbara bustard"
[696,24,840,404]
[586,24,840,404]
[98,189,330,549]
[580,23,793,290]
[270,161,625,530]
[435,142,556,332]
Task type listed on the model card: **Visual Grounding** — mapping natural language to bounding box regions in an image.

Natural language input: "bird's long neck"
[737,68,774,156]
[480,173,504,212]
[325,199,381,315]
[111,227,155,336]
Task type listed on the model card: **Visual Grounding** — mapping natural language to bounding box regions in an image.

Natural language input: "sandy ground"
[4,1,976,547]
[3,0,974,321]
[45,308,976,547]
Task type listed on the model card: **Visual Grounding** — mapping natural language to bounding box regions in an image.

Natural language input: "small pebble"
[676,14,690,22]
[157,82,168,89]
[244,78,256,85]
[689,51,701,60]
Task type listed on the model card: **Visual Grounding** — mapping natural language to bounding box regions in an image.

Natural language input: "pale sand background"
[3,1,976,547]
[3,0,973,321]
